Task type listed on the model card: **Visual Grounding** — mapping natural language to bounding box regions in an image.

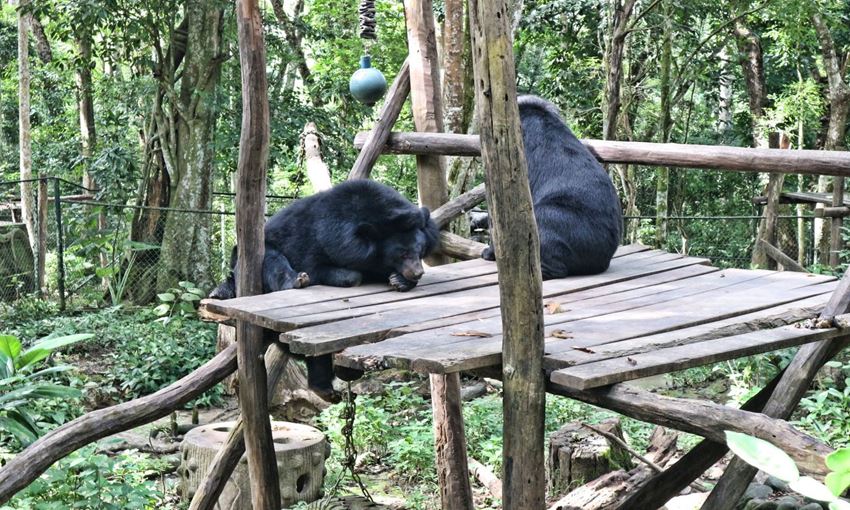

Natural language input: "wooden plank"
[278,252,691,330]
[283,255,711,355]
[337,263,722,370]
[552,325,844,389]
[612,243,652,257]
[554,293,832,367]
[204,257,496,317]
[402,279,837,374]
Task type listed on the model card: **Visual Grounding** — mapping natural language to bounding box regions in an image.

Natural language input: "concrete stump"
[179,421,330,509]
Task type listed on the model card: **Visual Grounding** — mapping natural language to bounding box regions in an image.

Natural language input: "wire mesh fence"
[0,176,832,307]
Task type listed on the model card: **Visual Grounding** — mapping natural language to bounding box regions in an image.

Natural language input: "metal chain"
[327,381,373,502]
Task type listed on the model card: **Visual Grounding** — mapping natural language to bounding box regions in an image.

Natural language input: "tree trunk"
[75,30,97,190]
[157,3,224,293]
[18,0,36,253]
[732,19,767,147]
[602,0,636,142]
[813,13,850,268]
[717,45,733,135]
[655,5,672,248]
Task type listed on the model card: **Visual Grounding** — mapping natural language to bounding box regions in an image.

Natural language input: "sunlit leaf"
[825,471,850,498]
[724,431,799,482]
[827,448,850,472]
[789,476,836,502]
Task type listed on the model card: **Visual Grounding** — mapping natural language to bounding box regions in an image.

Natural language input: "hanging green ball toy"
[349,0,386,106]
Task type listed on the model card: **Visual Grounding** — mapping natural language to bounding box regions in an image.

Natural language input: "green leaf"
[178,281,193,289]
[826,472,850,498]
[827,448,850,472]
[830,500,850,510]
[0,415,38,446]
[153,304,171,316]
[15,348,50,371]
[158,292,176,302]
[790,476,837,502]
[724,431,800,482]
[0,335,21,360]
[28,385,82,399]
[27,333,93,355]
[181,293,201,302]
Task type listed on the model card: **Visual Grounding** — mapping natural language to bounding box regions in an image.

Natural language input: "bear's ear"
[387,208,422,230]
[355,222,380,240]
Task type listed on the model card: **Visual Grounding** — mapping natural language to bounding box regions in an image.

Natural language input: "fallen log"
[469,458,502,500]
[0,344,238,504]
[353,131,850,177]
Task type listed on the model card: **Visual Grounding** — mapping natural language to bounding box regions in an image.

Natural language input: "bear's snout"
[402,260,424,281]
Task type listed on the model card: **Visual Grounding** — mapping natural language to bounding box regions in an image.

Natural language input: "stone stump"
[179,421,330,509]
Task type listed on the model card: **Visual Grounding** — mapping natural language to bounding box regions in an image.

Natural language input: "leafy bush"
[0,333,92,448]
[3,445,174,510]
[152,281,205,323]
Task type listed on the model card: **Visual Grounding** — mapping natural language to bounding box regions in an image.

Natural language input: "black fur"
[210,180,440,299]
[482,95,622,278]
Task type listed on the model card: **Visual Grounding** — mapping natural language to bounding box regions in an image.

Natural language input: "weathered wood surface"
[468,0,546,507]
[437,231,487,260]
[430,183,487,227]
[0,345,238,505]
[234,0,279,508]
[348,59,411,180]
[753,190,850,206]
[759,239,808,272]
[430,373,474,510]
[352,131,850,177]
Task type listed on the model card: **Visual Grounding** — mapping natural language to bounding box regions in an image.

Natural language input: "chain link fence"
[0,177,832,306]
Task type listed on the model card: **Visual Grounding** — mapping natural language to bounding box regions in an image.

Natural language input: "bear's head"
[354,207,439,281]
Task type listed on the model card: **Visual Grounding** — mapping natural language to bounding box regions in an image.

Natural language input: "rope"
[358,0,377,40]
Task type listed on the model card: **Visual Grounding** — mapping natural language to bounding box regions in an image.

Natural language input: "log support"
[469,1,546,508]
[352,131,850,176]
[430,373,474,510]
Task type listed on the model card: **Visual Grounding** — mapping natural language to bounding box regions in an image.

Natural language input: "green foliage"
[0,333,91,448]
[152,281,205,323]
[3,445,173,510]
[796,368,850,448]
[725,431,850,509]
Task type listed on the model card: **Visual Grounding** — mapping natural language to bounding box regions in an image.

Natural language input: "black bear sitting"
[482,95,622,278]
[210,179,440,299]
[208,180,440,400]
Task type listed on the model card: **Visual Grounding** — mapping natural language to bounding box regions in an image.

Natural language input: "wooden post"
[403,0,449,266]
[348,59,411,180]
[701,272,850,509]
[431,373,474,509]
[752,134,784,269]
[234,1,280,509]
[36,177,47,295]
[468,1,546,508]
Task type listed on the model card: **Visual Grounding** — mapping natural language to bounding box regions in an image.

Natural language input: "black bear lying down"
[210,179,440,299]
[483,95,622,278]
[209,180,440,398]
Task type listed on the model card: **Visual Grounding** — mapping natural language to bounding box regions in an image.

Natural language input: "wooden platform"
[202,244,843,391]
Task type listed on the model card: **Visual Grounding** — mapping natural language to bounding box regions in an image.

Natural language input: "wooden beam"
[430,183,486,228]
[234,1,280,509]
[189,343,292,510]
[701,269,850,509]
[758,240,808,272]
[614,372,784,509]
[830,177,845,267]
[353,131,850,177]
[814,206,850,217]
[438,231,487,260]
[0,345,237,505]
[546,380,832,477]
[348,59,411,180]
[468,1,546,508]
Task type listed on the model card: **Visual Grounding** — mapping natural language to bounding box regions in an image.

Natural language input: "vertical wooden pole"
[234,1,280,509]
[752,133,784,269]
[430,373,474,510]
[36,178,47,295]
[53,178,65,311]
[404,0,449,266]
[468,1,546,508]
[404,2,471,507]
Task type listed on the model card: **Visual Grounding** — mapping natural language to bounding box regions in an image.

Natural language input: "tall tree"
[17,0,36,251]
[75,27,96,190]
[655,1,673,247]
[130,1,225,297]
